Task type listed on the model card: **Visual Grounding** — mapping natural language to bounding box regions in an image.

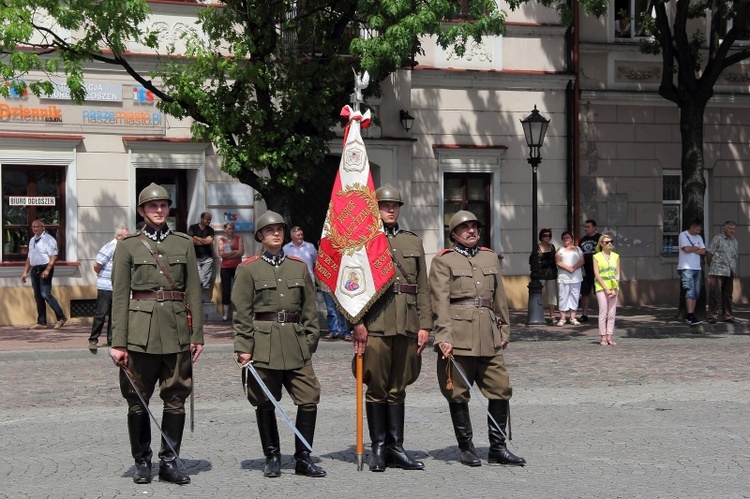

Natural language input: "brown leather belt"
[450,297,494,311]
[254,311,301,323]
[393,283,418,294]
[132,290,186,302]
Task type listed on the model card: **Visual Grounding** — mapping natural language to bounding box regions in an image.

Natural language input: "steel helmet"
[448,210,482,240]
[254,210,287,242]
[138,183,172,207]
[375,183,404,206]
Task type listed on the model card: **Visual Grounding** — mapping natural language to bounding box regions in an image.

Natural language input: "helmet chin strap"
[451,230,479,248]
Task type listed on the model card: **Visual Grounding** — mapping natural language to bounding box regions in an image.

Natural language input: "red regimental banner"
[315,105,395,323]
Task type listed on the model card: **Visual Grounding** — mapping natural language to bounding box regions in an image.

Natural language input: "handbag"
[537,244,558,280]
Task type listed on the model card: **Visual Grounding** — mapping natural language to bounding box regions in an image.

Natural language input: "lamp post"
[520,105,550,325]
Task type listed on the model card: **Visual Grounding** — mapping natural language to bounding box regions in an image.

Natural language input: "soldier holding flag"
[429,210,526,467]
[351,184,433,472]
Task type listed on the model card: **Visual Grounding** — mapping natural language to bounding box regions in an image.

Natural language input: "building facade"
[1,1,746,326]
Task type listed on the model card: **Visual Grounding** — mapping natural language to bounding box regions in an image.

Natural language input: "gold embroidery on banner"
[322,183,382,256]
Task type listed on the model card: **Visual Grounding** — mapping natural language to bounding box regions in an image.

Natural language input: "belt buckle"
[474,297,481,308]
[394,283,401,295]
[277,310,288,323]
[156,289,165,302]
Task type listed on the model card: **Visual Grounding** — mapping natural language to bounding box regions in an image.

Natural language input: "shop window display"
[2,166,65,262]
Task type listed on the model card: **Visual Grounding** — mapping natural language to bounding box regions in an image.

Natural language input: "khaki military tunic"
[359,228,433,404]
[429,247,513,402]
[111,230,204,413]
[233,254,321,408]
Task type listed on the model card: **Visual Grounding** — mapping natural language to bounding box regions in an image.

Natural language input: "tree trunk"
[679,102,707,229]
[677,101,707,320]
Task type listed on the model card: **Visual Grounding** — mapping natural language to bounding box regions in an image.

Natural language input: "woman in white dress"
[556,231,584,326]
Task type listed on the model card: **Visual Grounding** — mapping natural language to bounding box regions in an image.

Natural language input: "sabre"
[189,352,195,433]
[111,354,187,469]
[235,358,313,453]
[448,355,517,450]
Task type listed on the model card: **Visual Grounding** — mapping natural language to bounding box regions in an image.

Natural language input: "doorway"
[135,169,188,232]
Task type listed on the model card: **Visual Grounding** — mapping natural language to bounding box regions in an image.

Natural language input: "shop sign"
[3,80,29,99]
[132,86,156,105]
[208,208,254,232]
[81,110,163,126]
[0,103,62,122]
[41,81,123,102]
[9,196,56,206]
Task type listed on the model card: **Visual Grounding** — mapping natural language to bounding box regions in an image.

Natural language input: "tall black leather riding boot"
[293,407,326,477]
[256,408,281,477]
[127,412,152,484]
[158,412,191,484]
[448,402,481,467]
[487,399,526,466]
[366,402,387,471]
[385,403,424,470]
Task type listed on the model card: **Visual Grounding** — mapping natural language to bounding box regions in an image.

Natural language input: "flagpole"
[352,68,366,471]
[314,69,393,470]
[355,353,364,470]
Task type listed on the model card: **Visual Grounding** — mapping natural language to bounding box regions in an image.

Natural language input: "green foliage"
[0,0,511,206]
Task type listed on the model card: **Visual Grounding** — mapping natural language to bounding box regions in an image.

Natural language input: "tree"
[0,0,506,220]
[616,0,750,227]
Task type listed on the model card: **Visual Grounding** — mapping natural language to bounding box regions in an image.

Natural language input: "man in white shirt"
[677,218,706,326]
[88,225,130,349]
[20,220,67,329]
[282,226,318,280]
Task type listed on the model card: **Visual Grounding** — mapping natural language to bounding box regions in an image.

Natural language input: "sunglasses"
[603,241,613,245]
[541,234,551,238]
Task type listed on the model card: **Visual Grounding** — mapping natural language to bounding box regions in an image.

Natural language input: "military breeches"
[120,350,192,414]
[359,334,421,404]
[437,354,512,403]
[244,364,321,410]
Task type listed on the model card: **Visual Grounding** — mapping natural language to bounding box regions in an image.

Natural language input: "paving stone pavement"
[1,305,749,498]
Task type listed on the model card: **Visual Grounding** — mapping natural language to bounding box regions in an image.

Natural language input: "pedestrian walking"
[351,184,433,472]
[88,225,130,349]
[706,221,739,324]
[593,234,620,346]
[233,211,326,478]
[430,210,525,467]
[110,183,204,485]
[20,220,67,329]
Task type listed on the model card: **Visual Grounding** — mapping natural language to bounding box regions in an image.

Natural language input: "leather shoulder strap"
[137,235,176,289]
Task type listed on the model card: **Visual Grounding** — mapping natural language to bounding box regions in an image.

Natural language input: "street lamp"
[520,105,550,325]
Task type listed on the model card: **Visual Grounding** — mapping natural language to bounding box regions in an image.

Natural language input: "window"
[444,173,491,248]
[614,0,653,39]
[2,166,66,261]
[662,171,681,257]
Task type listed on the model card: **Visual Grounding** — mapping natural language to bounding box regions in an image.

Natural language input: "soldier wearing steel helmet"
[110,183,204,485]
[232,210,325,478]
[351,183,433,472]
[429,210,526,468]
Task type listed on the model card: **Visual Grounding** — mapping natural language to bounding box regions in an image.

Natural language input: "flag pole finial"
[352,69,370,112]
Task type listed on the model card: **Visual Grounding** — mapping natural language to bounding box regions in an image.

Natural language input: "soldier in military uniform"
[233,211,326,478]
[352,184,433,472]
[429,210,526,467]
[110,183,204,485]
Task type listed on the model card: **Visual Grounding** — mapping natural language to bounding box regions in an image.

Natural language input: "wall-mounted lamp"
[399,110,415,132]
